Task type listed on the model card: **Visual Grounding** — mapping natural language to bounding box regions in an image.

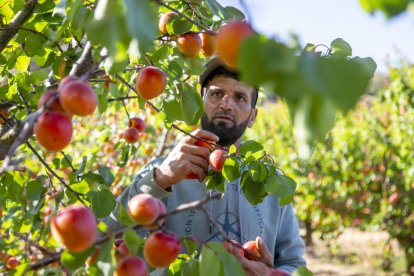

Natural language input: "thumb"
[256,237,273,266]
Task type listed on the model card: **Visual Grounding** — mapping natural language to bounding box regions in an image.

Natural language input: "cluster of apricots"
[123,116,146,144]
[34,76,97,152]
[159,12,254,68]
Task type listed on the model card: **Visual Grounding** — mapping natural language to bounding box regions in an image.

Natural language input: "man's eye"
[236,95,246,102]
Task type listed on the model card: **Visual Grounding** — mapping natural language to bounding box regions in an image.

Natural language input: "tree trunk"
[304,220,313,246]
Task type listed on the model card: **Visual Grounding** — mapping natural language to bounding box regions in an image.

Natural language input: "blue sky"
[218,0,414,73]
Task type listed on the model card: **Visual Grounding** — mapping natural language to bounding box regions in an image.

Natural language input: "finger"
[189,129,219,143]
[185,155,209,172]
[182,144,211,159]
[256,237,273,266]
[185,162,206,180]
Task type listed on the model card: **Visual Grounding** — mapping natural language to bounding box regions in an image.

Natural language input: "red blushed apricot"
[50,205,97,253]
[209,149,227,172]
[38,90,72,118]
[59,75,79,91]
[200,32,216,57]
[115,256,148,276]
[6,256,20,270]
[136,66,167,100]
[60,80,97,116]
[115,242,131,262]
[128,194,160,226]
[124,127,140,144]
[186,140,214,179]
[129,117,146,132]
[242,240,261,260]
[158,12,177,35]
[216,21,254,68]
[177,33,202,58]
[148,198,167,229]
[34,111,73,152]
[143,230,180,268]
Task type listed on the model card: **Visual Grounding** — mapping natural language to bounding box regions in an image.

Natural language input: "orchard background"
[0,0,412,275]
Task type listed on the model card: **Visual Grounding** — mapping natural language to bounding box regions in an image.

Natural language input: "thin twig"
[17,87,32,113]
[108,96,139,102]
[14,232,56,256]
[183,0,210,29]
[0,26,48,41]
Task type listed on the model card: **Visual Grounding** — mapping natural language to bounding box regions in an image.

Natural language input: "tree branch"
[0,0,38,53]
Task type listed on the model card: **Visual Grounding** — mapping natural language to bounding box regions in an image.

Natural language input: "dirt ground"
[304,228,405,276]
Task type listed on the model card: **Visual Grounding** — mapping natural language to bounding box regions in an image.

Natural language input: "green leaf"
[25,180,44,201]
[75,156,87,175]
[330,38,352,57]
[228,145,237,154]
[24,32,45,57]
[199,246,221,276]
[239,34,296,87]
[182,237,198,256]
[15,55,31,73]
[279,194,294,206]
[205,0,228,19]
[118,204,134,226]
[167,18,193,35]
[98,165,114,185]
[222,157,240,182]
[182,259,199,276]
[124,0,158,53]
[70,180,90,194]
[206,243,245,276]
[96,238,114,275]
[239,140,264,156]
[98,93,108,114]
[249,163,267,183]
[241,171,266,205]
[264,175,297,198]
[61,247,94,271]
[123,229,142,255]
[205,171,225,192]
[223,6,245,20]
[163,84,204,125]
[87,189,116,218]
[292,266,314,276]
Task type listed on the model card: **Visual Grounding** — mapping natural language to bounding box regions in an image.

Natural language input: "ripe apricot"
[128,194,160,226]
[136,66,167,100]
[186,140,214,179]
[216,21,254,68]
[59,75,79,90]
[143,230,180,268]
[60,80,97,116]
[6,256,20,270]
[242,240,261,260]
[34,111,73,152]
[38,90,69,115]
[209,149,227,172]
[129,117,146,132]
[158,12,177,35]
[115,256,148,276]
[50,205,97,253]
[200,32,216,57]
[115,241,131,261]
[177,33,202,58]
[148,198,166,229]
[124,127,140,144]
[0,109,9,125]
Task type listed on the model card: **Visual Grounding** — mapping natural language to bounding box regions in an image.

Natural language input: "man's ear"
[248,108,258,128]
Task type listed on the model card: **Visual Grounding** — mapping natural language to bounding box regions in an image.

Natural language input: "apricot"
[200,32,216,57]
[148,198,167,229]
[6,256,19,270]
[129,117,146,132]
[38,90,69,115]
[60,80,97,116]
[128,194,160,226]
[242,240,261,260]
[143,230,180,268]
[59,75,79,90]
[0,109,9,125]
[177,33,202,58]
[124,127,140,144]
[115,256,148,276]
[223,240,244,256]
[209,149,227,172]
[115,241,131,261]
[136,66,167,100]
[158,12,177,35]
[34,111,73,152]
[50,205,97,253]
[216,21,254,68]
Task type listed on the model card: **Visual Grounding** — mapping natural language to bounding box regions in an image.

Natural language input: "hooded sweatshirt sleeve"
[102,158,170,232]
[273,203,306,273]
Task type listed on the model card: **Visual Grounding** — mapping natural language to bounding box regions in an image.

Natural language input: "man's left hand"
[229,237,274,276]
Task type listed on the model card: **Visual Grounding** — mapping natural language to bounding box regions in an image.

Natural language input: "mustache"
[212,111,235,121]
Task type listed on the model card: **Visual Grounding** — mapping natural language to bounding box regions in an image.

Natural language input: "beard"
[201,112,250,146]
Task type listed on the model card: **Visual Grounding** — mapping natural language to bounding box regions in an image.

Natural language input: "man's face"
[201,75,257,146]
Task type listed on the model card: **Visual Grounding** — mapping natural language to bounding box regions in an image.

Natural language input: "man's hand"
[154,129,218,189]
[229,237,275,276]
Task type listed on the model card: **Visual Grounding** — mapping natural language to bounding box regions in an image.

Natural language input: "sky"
[218,0,414,74]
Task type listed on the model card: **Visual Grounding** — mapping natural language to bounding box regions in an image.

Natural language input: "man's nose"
[219,95,233,110]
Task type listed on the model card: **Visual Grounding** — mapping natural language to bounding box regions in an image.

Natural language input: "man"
[104,58,306,275]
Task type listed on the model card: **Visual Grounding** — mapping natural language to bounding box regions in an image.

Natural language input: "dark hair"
[200,66,258,108]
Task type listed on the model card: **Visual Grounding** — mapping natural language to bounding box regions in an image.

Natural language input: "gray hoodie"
[103,158,306,274]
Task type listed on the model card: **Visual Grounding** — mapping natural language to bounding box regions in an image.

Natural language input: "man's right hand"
[154,129,219,190]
